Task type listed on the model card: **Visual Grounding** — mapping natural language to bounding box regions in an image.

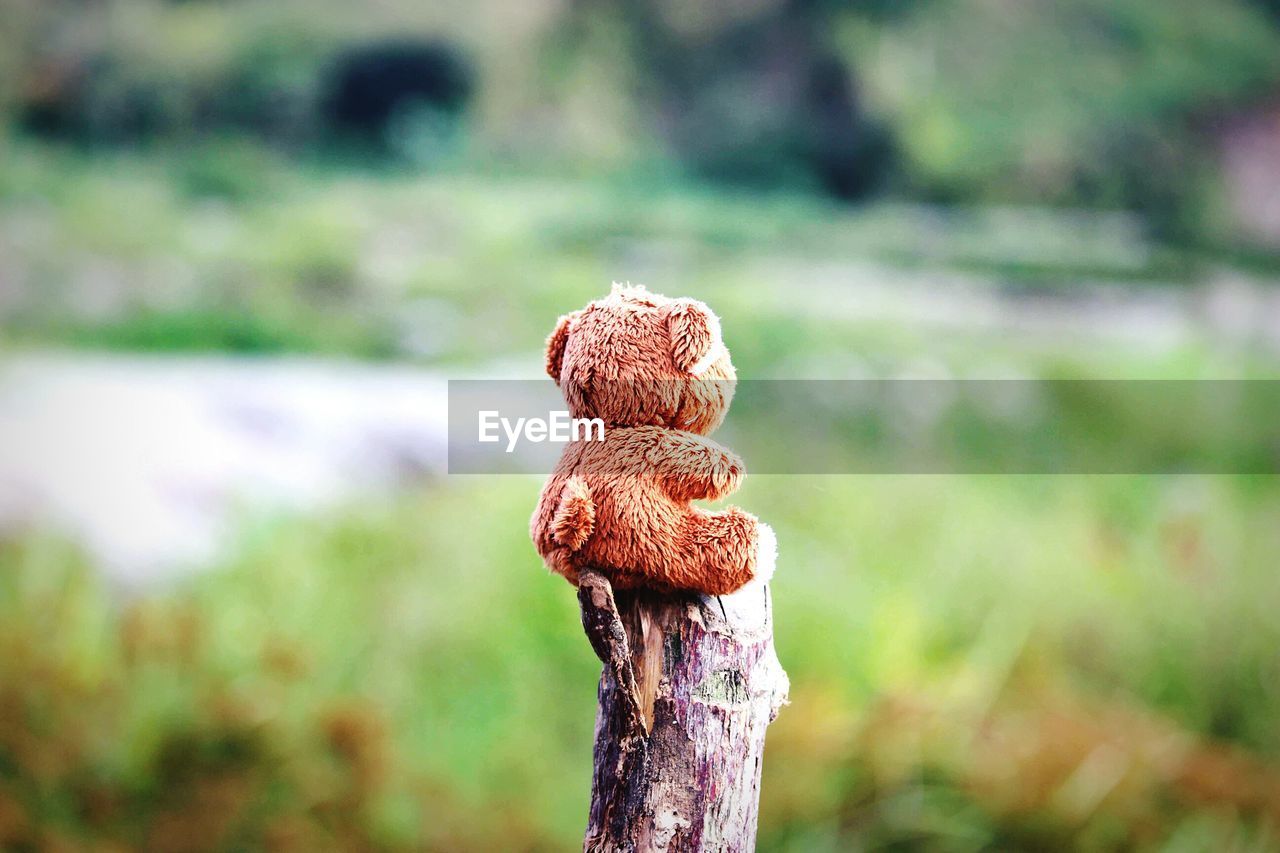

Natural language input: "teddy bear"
[530,283,776,596]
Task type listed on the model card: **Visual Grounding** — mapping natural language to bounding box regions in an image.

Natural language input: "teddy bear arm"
[647,433,744,502]
[702,445,745,501]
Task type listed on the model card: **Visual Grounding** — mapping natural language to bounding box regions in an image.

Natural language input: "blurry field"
[3,139,1280,851]
[4,138,1278,373]
[4,0,1280,848]
[5,476,1280,850]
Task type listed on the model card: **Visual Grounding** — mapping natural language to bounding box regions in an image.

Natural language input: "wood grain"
[578,570,788,851]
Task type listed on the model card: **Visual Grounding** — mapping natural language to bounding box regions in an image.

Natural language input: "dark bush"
[590,0,895,201]
[14,35,474,157]
[17,49,311,146]
[17,55,105,141]
[320,39,474,147]
[673,52,895,201]
[803,54,895,200]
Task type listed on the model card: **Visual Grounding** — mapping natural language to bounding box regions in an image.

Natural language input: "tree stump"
[577,570,789,852]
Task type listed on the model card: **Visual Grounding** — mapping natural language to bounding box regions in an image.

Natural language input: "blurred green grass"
[6,0,1280,247]
[4,137,1278,375]
[4,476,1280,850]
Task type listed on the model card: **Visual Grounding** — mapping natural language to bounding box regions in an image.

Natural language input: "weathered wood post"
[577,570,789,852]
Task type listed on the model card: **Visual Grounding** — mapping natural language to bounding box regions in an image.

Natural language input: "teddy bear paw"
[752,522,777,585]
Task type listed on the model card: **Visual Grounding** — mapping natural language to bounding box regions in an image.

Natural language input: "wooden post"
[577,570,789,852]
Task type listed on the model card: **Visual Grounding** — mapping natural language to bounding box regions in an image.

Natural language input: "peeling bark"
[578,571,789,852]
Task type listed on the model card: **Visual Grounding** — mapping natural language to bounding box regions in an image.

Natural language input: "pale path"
[0,353,449,584]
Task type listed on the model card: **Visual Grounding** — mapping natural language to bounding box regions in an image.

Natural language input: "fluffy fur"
[530,283,774,595]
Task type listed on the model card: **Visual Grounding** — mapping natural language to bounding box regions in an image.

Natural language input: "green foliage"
[4,0,1280,235]
[3,475,1279,849]
[856,0,1280,233]
[171,138,287,202]
[8,141,1278,365]
[0,487,601,850]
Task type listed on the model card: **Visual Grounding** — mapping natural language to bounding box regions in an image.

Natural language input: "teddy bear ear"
[667,298,725,375]
[545,312,576,383]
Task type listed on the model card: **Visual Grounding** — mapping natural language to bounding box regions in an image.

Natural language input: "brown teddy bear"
[530,283,776,595]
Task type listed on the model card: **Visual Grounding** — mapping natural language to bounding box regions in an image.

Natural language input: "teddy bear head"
[545,283,736,434]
